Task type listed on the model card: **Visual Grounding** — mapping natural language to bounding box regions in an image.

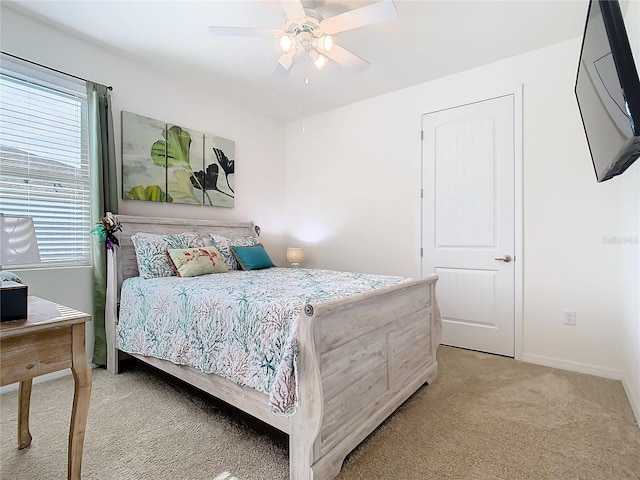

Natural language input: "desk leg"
[68,323,92,480]
[18,379,33,449]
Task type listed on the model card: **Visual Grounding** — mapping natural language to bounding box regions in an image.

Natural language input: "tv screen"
[575,0,640,182]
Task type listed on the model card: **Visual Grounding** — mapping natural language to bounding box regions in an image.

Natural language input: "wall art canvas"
[163,124,205,205]
[121,111,235,208]
[122,112,168,202]
[204,133,235,207]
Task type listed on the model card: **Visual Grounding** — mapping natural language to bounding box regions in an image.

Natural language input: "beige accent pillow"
[166,246,228,277]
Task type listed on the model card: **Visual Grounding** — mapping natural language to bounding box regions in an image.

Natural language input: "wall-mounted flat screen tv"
[575,0,640,182]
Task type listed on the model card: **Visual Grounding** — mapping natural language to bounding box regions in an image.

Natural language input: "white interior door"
[421,95,516,357]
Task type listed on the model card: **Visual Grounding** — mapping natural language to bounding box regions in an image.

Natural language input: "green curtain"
[87,82,118,366]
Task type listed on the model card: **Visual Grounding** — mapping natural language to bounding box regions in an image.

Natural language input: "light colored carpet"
[1,346,638,480]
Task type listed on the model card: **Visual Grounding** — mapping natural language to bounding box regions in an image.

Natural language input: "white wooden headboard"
[109,213,258,283]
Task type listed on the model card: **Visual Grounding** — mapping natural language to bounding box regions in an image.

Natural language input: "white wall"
[1,6,288,359]
[620,0,640,423]
[285,35,638,402]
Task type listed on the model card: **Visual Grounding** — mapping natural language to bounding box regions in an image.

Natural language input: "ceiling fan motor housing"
[284,10,336,56]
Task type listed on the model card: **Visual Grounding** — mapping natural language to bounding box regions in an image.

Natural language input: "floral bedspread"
[117,267,409,415]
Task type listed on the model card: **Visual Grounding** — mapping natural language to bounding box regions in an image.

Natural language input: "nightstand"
[0,296,92,480]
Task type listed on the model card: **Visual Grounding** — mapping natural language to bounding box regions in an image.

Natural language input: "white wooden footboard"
[291,275,440,480]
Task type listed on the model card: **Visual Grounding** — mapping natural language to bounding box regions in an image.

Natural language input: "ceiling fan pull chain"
[302,52,308,133]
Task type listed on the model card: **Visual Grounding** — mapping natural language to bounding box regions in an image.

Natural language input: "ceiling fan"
[208,0,397,77]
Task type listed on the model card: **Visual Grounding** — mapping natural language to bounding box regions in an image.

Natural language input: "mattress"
[117,267,408,414]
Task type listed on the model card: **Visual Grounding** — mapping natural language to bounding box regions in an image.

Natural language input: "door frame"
[418,86,524,360]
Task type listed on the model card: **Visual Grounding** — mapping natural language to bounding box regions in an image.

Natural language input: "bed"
[105,214,441,480]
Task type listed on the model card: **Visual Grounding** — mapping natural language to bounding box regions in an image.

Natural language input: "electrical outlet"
[563,309,576,326]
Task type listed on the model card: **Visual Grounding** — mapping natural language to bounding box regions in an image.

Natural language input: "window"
[0,55,90,265]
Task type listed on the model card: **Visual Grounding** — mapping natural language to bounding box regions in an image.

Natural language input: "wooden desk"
[0,296,92,480]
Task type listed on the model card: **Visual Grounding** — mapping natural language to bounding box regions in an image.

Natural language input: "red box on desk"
[1,281,28,322]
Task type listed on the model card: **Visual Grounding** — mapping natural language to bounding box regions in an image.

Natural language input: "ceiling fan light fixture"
[309,50,328,70]
[315,54,328,70]
[279,34,295,52]
[317,34,334,53]
[278,52,294,70]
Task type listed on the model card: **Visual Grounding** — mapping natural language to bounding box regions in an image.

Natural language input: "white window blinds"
[0,55,90,265]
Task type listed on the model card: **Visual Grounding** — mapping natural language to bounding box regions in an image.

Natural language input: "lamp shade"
[0,214,41,267]
[286,247,304,264]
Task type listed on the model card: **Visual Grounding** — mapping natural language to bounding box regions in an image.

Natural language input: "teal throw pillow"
[231,244,275,271]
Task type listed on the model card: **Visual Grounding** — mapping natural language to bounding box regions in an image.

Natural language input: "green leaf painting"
[151,126,191,169]
[124,185,173,202]
[121,111,235,208]
[168,169,200,203]
[121,111,167,201]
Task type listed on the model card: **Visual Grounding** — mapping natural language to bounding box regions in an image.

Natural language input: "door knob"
[495,255,512,262]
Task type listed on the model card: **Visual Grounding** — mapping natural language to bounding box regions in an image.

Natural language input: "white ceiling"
[5,0,591,121]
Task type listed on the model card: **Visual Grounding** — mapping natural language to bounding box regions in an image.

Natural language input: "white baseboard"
[520,353,622,380]
[0,368,72,395]
[621,374,640,428]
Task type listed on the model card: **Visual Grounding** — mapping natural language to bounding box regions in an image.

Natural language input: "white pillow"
[208,233,258,270]
[131,232,200,279]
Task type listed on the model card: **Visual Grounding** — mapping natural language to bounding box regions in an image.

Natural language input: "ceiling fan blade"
[320,0,397,35]
[324,44,370,72]
[281,0,306,22]
[208,26,282,37]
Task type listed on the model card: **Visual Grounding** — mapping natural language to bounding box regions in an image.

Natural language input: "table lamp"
[286,247,304,268]
[1,214,41,321]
